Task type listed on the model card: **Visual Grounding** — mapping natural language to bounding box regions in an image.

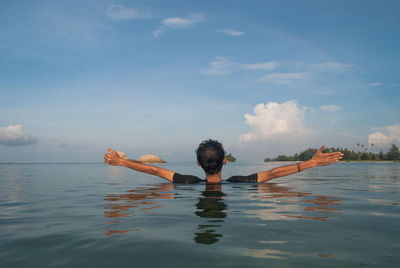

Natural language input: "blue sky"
[1,0,399,163]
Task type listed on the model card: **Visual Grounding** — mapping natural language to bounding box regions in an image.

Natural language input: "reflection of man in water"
[194,184,226,244]
[104,139,343,184]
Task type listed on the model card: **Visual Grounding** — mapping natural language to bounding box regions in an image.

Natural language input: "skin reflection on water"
[104,182,228,244]
[103,182,342,247]
[243,183,343,260]
[246,183,342,222]
[194,183,226,245]
[104,183,175,236]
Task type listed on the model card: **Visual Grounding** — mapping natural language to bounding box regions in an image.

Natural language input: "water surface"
[1,162,399,267]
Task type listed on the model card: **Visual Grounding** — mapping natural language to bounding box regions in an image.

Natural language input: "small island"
[117,151,167,163]
[264,144,400,162]
[225,153,236,162]
[138,154,167,163]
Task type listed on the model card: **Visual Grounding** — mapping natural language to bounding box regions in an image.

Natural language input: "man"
[104,139,343,183]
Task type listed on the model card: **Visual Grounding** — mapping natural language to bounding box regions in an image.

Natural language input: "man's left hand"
[104,148,122,166]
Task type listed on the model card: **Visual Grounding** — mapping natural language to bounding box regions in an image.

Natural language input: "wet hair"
[196,139,226,175]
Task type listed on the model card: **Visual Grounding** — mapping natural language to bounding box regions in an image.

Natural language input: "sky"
[0,0,399,163]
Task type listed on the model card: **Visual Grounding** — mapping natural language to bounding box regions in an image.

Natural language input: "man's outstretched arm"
[104,149,175,182]
[257,146,343,183]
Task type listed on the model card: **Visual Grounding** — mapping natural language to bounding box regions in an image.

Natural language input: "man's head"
[196,139,226,175]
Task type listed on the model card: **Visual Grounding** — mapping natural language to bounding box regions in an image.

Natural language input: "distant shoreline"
[264,160,398,163]
[1,160,399,165]
[0,162,102,165]
[341,160,399,162]
[264,145,400,162]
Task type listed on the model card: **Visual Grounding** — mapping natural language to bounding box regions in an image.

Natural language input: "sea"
[1,162,399,267]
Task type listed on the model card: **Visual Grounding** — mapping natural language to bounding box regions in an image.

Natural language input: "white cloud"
[257,73,305,84]
[216,28,244,36]
[310,62,351,70]
[368,125,400,147]
[106,5,151,20]
[240,62,278,71]
[202,57,277,76]
[369,82,382,87]
[153,13,205,38]
[239,101,308,143]
[0,125,38,146]
[201,57,233,75]
[203,59,350,81]
[368,132,391,147]
[320,105,341,112]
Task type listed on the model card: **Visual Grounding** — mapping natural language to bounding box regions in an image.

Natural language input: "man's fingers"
[106,148,116,153]
[323,156,342,162]
[324,155,343,160]
[323,152,343,156]
[318,154,342,164]
[324,155,342,161]
[104,150,120,165]
[317,150,343,164]
[327,157,341,162]
[318,145,326,152]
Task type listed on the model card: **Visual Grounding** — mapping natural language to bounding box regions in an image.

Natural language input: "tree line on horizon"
[264,144,400,162]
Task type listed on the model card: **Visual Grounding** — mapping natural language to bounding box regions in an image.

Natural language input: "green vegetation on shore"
[264,144,400,162]
[225,153,236,162]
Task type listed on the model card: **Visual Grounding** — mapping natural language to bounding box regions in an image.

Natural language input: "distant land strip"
[264,144,400,162]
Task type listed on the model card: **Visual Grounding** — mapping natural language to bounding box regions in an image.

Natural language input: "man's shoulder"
[173,173,204,183]
[226,173,258,183]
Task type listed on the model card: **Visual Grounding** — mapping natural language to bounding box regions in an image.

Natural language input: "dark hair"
[196,139,226,175]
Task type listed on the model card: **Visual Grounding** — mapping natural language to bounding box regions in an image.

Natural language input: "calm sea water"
[1,162,399,267]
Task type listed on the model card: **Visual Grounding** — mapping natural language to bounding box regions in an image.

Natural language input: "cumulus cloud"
[216,28,244,36]
[153,13,205,38]
[369,82,382,87]
[0,125,38,146]
[320,105,341,112]
[239,101,308,143]
[202,57,277,76]
[368,125,400,147]
[257,72,305,84]
[106,5,151,20]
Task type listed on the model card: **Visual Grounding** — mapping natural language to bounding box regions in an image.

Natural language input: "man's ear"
[197,161,201,166]
[223,158,227,165]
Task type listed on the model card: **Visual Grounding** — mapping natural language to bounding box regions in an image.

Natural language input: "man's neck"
[205,171,222,184]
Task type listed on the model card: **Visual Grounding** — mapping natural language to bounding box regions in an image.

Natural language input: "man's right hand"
[309,145,343,167]
[104,148,123,166]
